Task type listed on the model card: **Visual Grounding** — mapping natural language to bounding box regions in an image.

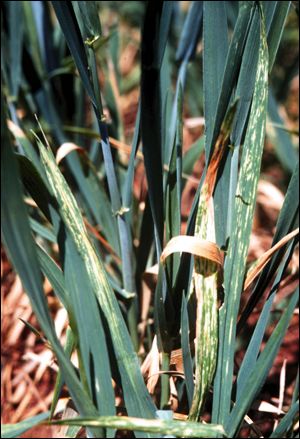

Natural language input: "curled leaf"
[244,228,299,291]
[160,235,224,268]
[56,142,85,164]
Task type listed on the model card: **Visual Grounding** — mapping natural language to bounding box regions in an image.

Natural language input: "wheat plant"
[1,1,299,438]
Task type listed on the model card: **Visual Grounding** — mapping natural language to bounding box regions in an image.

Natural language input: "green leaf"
[141,2,172,252]
[1,93,103,434]
[50,327,76,418]
[203,1,228,158]
[1,412,50,439]
[165,85,183,285]
[49,415,226,438]
[157,2,174,69]
[236,243,295,401]
[270,400,299,438]
[6,1,24,99]
[35,133,157,424]
[292,370,299,405]
[76,1,102,40]
[22,0,44,79]
[63,230,115,437]
[161,47,173,166]
[51,1,97,106]
[73,1,103,116]
[30,218,56,243]
[182,136,205,183]
[226,290,298,437]
[262,2,277,34]
[180,295,194,409]
[267,89,298,172]
[176,1,203,62]
[36,244,69,311]
[122,100,141,209]
[214,5,269,423]
[17,153,54,222]
[54,2,123,216]
[267,1,291,72]
[225,4,260,244]
[1,106,54,338]
[154,267,173,353]
[203,0,229,248]
[66,156,121,256]
[58,1,137,309]
[237,162,299,332]
[205,1,253,161]
[185,1,254,249]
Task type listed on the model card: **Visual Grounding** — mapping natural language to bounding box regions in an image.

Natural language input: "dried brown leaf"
[56,143,85,164]
[244,228,299,291]
[160,235,223,267]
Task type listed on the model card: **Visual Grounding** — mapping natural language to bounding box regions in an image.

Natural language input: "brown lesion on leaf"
[203,101,238,201]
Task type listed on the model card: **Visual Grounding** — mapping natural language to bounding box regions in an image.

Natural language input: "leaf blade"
[214,6,269,423]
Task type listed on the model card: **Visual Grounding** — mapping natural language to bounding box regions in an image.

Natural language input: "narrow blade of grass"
[122,100,141,209]
[50,327,75,418]
[35,133,157,423]
[16,153,54,221]
[36,244,69,311]
[203,1,228,157]
[267,1,291,72]
[214,6,269,423]
[1,94,103,434]
[6,1,24,99]
[176,1,203,62]
[267,89,298,173]
[203,1,229,248]
[30,218,56,243]
[1,412,50,439]
[236,242,296,401]
[165,86,183,286]
[51,1,97,106]
[49,415,226,438]
[180,295,194,409]
[64,231,115,436]
[65,156,121,256]
[226,289,298,437]
[185,1,254,250]
[7,119,43,173]
[226,5,260,243]
[54,2,138,328]
[262,1,277,33]
[22,1,44,78]
[237,162,299,332]
[270,400,299,438]
[141,2,173,252]
[205,1,253,160]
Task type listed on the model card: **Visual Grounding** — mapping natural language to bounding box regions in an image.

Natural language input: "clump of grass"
[1,1,299,438]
